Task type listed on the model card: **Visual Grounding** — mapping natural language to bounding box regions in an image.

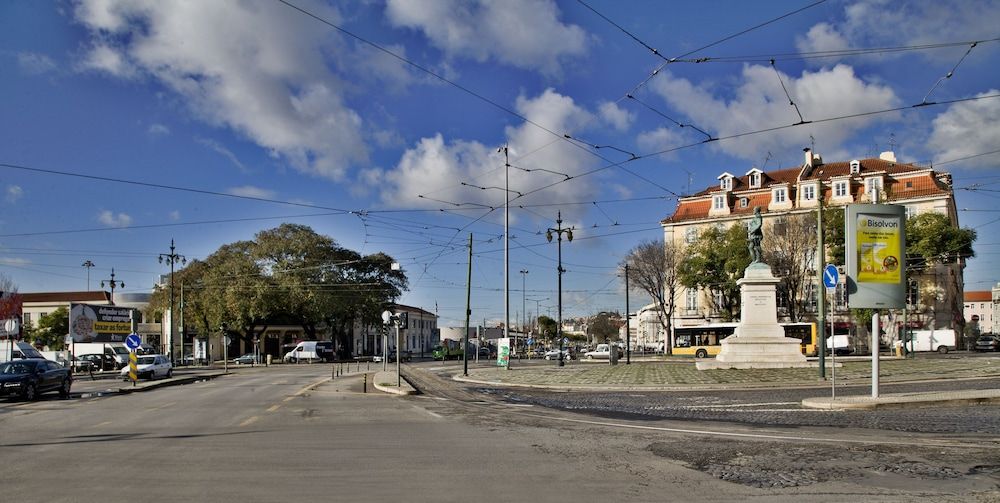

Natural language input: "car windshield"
[1,361,35,374]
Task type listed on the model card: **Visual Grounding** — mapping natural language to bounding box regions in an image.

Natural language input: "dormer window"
[712,194,726,210]
[745,168,763,189]
[718,172,735,191]
[772,187,787,203]
[864,177,882,196]
[850,160,861,174]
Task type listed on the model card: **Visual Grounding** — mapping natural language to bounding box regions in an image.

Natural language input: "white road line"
[413,405,442,419]
[266,405,281,413]
[239,416,259,427]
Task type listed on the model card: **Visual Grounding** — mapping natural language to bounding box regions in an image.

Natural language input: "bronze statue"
[747,206,763,264]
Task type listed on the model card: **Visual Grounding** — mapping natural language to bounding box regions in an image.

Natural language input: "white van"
[901,329,957,354]
[282,341,334,363]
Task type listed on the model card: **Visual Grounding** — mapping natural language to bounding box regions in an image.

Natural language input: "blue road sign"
[823,264,839,290]
[527,338,534,345]
[125,333,142,350]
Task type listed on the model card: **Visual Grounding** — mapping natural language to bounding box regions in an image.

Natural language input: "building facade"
[661,149,962,346]
[965,290,998,335]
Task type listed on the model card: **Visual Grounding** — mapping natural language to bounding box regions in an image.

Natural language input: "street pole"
[817,182,826,378]
[503,145,511,369]
[395,318,401,388]
[82,260,95,291]
[464,233,472,377]
[547,212,572,367]
[625,263,630,365]
[100,268,124,305]
[159,240,186,366]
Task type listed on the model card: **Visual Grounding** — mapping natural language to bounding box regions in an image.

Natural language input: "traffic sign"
[823,264,839,290]
[527,338,534,345]
[125,333,142,350]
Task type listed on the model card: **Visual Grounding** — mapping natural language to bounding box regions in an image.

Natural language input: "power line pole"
[625,263,630,365]
[100,268,124,305]
[82,260,95,291]
[547,211,573,367]
[463,233,472,377]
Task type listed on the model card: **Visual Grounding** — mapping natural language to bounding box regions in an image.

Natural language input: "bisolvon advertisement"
[856,214,902,284]
[70,303,136,343]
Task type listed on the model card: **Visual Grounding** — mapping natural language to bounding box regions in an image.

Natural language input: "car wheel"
[166,369,173,378]
[695,349,708,359]
[586,355,594,360]
[23,383,38,401]
[59,379,71,398]
[937,346,949,354]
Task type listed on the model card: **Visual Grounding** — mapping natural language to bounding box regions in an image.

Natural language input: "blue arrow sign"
[823,264,839,289]
[125,333,142,350]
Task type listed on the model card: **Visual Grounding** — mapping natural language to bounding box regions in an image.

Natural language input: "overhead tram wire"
[920,41,982,105]
[618,0,829,99]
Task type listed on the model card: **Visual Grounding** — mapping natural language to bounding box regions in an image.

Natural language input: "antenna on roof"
[888,132,897,152]
[809,135,815,152]
[761,151,772,171]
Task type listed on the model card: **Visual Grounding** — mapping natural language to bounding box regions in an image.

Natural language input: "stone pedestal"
[696,263,813,370]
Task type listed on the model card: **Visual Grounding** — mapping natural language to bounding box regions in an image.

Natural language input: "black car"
[0,359,72,401]
[974,335,1000,352]
[78,353,118,371]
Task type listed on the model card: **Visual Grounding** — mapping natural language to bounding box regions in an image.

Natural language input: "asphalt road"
[2,363,998,502]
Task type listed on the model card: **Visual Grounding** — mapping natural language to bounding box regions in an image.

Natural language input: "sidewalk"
[454,356,1000,409]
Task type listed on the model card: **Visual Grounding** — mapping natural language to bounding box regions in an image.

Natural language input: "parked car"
[544,349,572,361]
[233,353,260,365]
[78,353,118,371]
[0,359,72,401]
[974,334,1000,352]
[120,354,173,380]
[478,346,496,359]
[583,344,622,360]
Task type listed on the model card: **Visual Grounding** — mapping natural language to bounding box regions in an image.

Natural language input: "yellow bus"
[673,322,817,358]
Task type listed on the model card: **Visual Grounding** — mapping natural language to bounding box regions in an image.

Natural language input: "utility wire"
[922,42,979,104]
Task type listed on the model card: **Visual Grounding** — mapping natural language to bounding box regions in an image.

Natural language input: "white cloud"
[649,64,900,161]
[0,257,31,267]
[378,89,599,221]
[98,210,132,228]
[72,0,372,180]
[148,123,170,136]
[384,0,588,75]
[796,0,1000,64]
[636,127,685,157]
[5,185,23,204]
[168,210,180,221]
[196,137,247,173]
[928,90,1000,169]
[227,185,276,199]
[17,52,57,75]
[598,101,634,132]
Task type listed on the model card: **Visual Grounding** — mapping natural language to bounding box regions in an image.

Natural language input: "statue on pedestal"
[747,206,764,264]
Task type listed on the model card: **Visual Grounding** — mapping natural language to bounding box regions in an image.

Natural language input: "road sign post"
[823,264,839,399]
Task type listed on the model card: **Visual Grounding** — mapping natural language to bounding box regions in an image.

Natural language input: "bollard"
[363,373,367,393]
[332,366,335,379]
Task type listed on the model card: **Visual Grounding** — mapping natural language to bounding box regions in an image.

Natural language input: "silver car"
[120,354,173,380]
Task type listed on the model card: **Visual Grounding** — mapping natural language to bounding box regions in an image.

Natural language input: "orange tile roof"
[21,291,112,303]
[964,291,992,302]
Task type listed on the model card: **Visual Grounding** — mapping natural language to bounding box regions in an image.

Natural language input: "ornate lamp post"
[546,211,573,367]
[159,239,186,365]
[100,268,124,305]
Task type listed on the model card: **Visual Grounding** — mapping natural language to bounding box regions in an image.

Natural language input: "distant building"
[661,149,962,345]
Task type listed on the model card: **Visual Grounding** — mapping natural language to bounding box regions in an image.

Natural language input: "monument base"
[696,262,811,370]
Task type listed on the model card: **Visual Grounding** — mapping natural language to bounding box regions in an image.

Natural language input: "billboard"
[845,204,906,309]
[70,303,136,343]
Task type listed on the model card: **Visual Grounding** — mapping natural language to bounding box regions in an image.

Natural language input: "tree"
[537,315,557,343]
[764,213,818,322]
[25,307,69,350]
[589,312,621,343]
[678,223,750,320]
[906,212,976,346]
[0,274,21,339]
[622,240,683,355]
[823,206,846,265]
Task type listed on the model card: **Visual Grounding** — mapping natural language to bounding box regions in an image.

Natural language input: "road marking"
[148,401,177,411]
[283,396,295,402]
[412,405,441,419]
[433,397,450,401]
[266,404,281,412]
[683,402,798,409]
[239,416,259,427]
[502,403,534,408]
[92,421,112,428]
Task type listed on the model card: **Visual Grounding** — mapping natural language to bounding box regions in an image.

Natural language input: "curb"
[801,389,1000,410]
[75,372,227,398]
[373,370,417,395]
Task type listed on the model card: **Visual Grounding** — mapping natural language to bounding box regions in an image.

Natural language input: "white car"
[543,349,572,361]
[583,344,623,360]
[120,354,173,380]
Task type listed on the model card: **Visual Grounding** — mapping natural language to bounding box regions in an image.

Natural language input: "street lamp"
[546,211,573,367]
[82,260,96,291]
[519,269,528,349]
[100,268,124,305]
[158,239,186,365]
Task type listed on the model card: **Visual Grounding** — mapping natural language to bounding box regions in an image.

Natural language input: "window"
[773,188,787,203]
[712,194,726,210]
[802,185,816,201]
[907,280,919,307]
[720,177,732,191]
[905,205,916,219]
[748,172,761,188]
[685,227,698,243]
[773,217,787,236]
[834,181,848,197]
[23,313,30,325]
[740,197,748,208]
[712,291,724,312]
[685,289,698,311]
[865,177,882,196]
[850,160,861,174]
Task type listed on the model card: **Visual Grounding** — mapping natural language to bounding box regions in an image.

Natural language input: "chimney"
[803,147,813,168]
[879,151,896,162]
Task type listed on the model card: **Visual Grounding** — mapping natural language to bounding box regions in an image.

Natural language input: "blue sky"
[1,0,998,329]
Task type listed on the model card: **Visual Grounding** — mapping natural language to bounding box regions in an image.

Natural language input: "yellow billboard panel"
[856,213,902,284]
